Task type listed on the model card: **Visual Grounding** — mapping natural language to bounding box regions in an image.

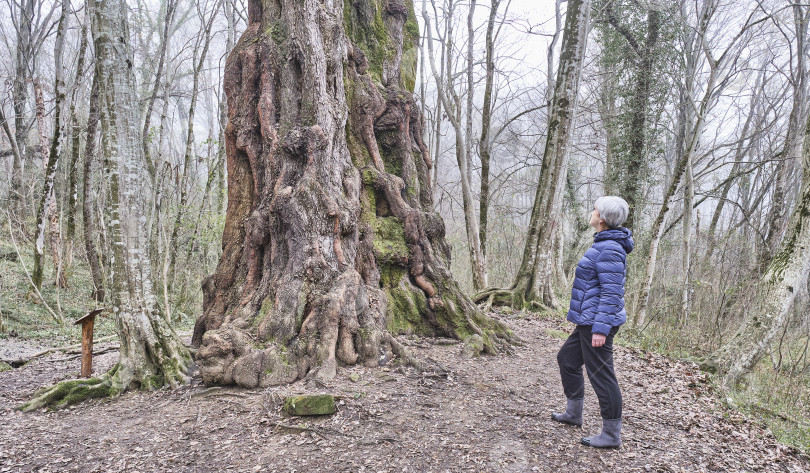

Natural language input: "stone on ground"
[283,395,337,416]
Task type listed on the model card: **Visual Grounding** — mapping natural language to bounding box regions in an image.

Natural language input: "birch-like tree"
[423,0,487,290]
[631,0,770,329]
[702,1,810,387]
[22,0,192,410]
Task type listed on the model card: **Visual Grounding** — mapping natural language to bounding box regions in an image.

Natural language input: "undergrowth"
[0,229,196,345]
[624,317,810,454]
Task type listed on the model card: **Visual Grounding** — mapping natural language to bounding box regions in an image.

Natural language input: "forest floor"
[1,312,809,473]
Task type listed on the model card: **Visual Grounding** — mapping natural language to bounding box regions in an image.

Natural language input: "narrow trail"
[1,313,807,472]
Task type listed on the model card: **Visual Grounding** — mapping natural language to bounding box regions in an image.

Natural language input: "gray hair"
[595,196,630,228]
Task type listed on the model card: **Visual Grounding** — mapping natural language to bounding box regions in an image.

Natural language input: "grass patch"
[544,328,569,341]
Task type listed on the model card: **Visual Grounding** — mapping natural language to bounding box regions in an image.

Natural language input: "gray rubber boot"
[551,398,583,427]
[580,418,622,448]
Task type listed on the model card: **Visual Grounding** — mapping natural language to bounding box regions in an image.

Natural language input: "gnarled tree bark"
[192,0,512,388]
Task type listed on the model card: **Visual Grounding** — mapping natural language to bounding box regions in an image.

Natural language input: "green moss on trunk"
[344,0,393,85]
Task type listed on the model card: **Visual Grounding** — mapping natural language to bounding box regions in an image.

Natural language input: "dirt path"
[1,314,807,472]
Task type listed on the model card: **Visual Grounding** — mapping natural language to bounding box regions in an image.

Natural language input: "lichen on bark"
[192,0,513,388]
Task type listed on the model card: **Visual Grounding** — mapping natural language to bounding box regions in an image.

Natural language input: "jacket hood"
[594,227,634,254]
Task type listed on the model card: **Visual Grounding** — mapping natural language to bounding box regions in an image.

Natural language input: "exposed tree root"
[20,328,193,411]
[19,364,124,411]
[473,286,560,314]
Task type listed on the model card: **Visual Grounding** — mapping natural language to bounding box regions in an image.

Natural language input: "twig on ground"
[266,421,328,439]
[42,345,119,363]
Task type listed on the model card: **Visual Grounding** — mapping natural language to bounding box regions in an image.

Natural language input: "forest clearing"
[2,314,809,472]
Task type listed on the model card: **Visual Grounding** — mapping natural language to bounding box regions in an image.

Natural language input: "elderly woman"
[551,196,633,449]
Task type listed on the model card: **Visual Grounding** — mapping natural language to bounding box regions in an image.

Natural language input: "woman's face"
[590,207,604,231]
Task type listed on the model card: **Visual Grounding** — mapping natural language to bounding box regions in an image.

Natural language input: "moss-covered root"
[468,305,523,354]
[472,286,557,313]
[19,365,123,412]
[386,333,423,371]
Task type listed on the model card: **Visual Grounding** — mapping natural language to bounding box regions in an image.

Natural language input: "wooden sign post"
[74,308,105,378]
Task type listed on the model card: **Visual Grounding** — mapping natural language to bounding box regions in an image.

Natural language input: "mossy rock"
[283,394,337,416]
[0,361,12,373]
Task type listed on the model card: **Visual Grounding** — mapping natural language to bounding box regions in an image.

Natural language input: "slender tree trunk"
[478,0,502,263]
[431,0,447,199]
[633,67,713,329]
[64,20,90,280]
[424,0,486,290]
[706,69,766,246]
[681,151,694,322]
[192,0,512,388]
[633,1,720,328]
[704,111,810,387]
[83,75,105,302]
[465,0,475,192]
[547,0,562,104]
[603,5,661,230]
[141,0,177,181]
[32,0,69,291]
[166,2,220,309]
[9,0,35,221]
[476,0,591,310]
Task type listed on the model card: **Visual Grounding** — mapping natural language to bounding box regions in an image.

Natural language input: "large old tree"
[192,0,511,387]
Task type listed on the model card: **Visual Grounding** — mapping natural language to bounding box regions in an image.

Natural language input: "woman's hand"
[592,333,607,348]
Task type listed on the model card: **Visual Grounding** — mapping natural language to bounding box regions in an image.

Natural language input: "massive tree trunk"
[192,0,511,388]
[474,0,591,310]
[21,0,192,411]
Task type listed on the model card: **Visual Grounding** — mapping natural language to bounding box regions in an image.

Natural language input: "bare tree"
[22,0,192,410]
[631,0,770,329]
[63,18,90,279]
[700,1,810,387]
[423,0,487,290]
[475,0,592,310]
[704,105,810,387]
[165,0,222,318]
[31,0,69,291]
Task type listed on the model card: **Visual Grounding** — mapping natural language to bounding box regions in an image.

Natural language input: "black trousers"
[557,325,622,420]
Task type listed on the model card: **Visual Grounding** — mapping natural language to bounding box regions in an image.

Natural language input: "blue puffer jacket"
[567,228,634,336]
